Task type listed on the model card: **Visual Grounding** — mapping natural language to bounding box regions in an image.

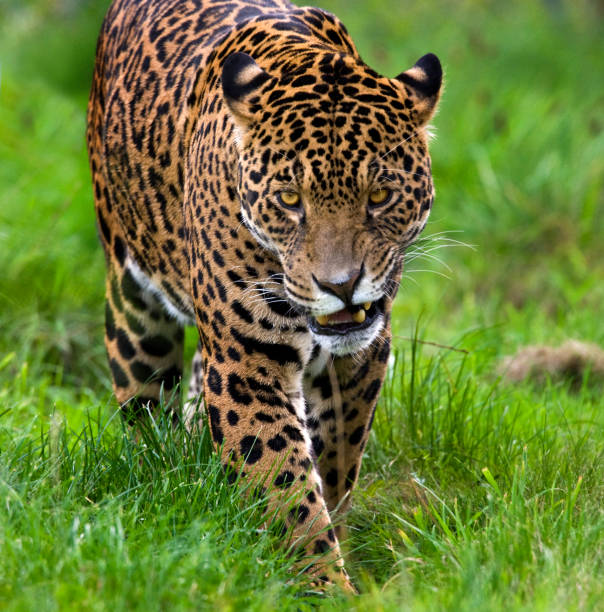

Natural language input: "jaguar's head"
[222,49,442,355]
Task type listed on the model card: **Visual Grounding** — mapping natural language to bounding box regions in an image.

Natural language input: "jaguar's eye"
[369,188,391,207]
[278,191,301,208]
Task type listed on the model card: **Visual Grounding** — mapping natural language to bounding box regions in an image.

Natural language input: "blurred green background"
[0,1,603,609]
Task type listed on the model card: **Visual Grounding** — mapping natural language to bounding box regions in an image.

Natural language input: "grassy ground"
[1,0,603,609]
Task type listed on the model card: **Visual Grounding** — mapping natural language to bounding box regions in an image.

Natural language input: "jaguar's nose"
[312,266,363,306]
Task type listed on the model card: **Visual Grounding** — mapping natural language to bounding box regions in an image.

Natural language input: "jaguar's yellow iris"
[369,188,390,205]
[279,191,300,207]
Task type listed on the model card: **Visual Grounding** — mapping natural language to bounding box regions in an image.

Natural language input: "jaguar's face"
[223,51,442,355]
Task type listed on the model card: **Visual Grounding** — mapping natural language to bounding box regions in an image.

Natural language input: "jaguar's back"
[89,0,301,318]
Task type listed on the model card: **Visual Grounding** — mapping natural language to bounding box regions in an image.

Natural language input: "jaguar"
[87,0,442,589]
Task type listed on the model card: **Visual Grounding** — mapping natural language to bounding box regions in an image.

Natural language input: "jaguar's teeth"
[316,315,329,326]
[352,309,366,324]
[363,302,372,310]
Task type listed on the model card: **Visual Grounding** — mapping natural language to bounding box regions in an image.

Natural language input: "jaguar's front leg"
[200,350,354,590]
[103,260,185,422]
[304,326,392,517]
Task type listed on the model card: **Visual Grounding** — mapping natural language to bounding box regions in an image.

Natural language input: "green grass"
[1,0,603,609]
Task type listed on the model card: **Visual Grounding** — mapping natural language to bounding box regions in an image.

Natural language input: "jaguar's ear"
[396,53,443,125]
[222,52,271,128]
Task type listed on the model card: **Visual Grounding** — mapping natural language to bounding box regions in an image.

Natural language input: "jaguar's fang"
[352,309,366,324]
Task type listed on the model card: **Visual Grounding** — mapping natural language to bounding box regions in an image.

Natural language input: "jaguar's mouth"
[308,298,385,336]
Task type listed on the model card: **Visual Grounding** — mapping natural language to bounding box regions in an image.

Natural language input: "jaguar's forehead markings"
[252,126,411,196]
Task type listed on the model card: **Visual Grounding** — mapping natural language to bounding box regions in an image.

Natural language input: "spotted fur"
[87,0,442,589]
